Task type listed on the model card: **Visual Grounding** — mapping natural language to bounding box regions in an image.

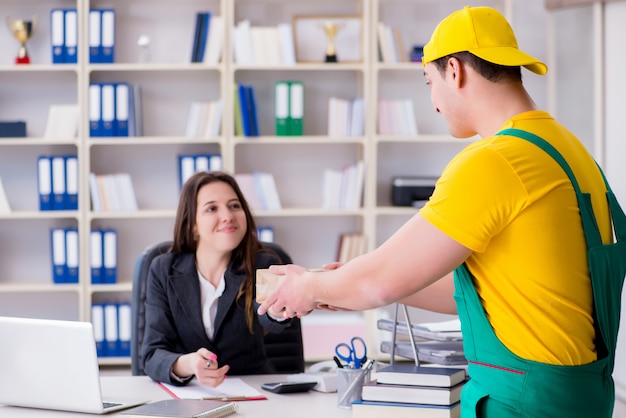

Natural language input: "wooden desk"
[0,375,351,417]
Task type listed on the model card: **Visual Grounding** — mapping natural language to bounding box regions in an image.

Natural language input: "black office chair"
[130,240,304,376]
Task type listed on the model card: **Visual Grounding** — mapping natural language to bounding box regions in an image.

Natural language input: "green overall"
[454,129,626,417]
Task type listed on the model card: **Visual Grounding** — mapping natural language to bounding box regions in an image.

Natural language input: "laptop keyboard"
[103,401,123,409]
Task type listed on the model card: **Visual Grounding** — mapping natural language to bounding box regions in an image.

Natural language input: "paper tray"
[380,340,467,366]
[377,318,463,342]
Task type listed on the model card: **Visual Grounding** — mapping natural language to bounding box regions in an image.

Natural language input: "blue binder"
[246,86,259,136]
[100,83,115,137]
[63,9,78,63]
[117,303,132,357]
[89,83,102,137]
[90,229,104,284]
[51,155,66,210]
[88,9,102,63]
[37,156,53,211]
[50,9,65,63]
[104,303,120,356]
[197,12,211,62]
[91,304,106,357]
[238,84,253,137]
[100,9,115,63]
[102,229,117,284]
[65,155,78,210]
[50,228,66,284]
[64,228,79,283]
[115,83,130,137]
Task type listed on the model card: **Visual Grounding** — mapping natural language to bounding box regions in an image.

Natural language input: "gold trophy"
[321,21,343,63]
[6,16,38,64]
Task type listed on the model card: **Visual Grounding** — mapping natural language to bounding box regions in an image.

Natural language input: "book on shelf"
[0,177,11,213]
[378,99,418,136]
[184,101,223,139]
[374,363,466,387]
[43,105,79,140]
[380,340,466,366]
[361,380,465,406]
[203,15,224,65]
[377,318,463,341]
[191,12,211,63]
[352,400,460,418]
[89,173,138,212]
[234,172,281,211]
[336,232,367,264]
[327,97,364,137]
[122,399,239,418]
[322,161,364,210]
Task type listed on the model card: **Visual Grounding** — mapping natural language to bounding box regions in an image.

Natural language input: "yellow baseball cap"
[422,6,547,75]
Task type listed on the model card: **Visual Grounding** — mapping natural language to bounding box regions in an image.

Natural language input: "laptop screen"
[0,316,142,414]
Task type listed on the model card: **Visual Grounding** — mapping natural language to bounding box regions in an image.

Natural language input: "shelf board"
[253,208,364,217]
[0,138,78,146]
[233,135,365,145]
[0,210,79,220]
[98,356,131,366]
[233,63,365,71]
[90,282,133,293]
[0,64,78,73]
[88,63,222,72]
[376,62,424,71]
[376,134,472,143]
[89,209,176,220]
[0,283,80,293]
[88,136,223,146]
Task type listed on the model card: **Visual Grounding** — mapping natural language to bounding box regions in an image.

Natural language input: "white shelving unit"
[0,0,550,364]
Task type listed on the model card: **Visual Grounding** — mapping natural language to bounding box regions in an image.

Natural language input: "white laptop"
[0,316,148,414]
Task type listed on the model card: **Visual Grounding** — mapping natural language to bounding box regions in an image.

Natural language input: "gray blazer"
[141,251,288,385]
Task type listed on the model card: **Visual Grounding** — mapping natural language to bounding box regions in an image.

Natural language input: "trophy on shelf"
[321,21,344,63]
[6,15,38,64]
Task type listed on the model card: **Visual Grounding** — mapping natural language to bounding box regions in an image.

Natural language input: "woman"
[141,171,290,387]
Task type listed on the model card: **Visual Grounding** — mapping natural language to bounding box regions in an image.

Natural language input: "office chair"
[130,240,305,376]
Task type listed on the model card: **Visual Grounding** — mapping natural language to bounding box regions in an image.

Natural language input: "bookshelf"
[0,0,549,364]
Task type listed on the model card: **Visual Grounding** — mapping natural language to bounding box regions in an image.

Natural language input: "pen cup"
[337,367,370,409]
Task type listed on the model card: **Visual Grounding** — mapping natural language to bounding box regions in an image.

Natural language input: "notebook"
[122,399,239,418]
[0,316,148,414]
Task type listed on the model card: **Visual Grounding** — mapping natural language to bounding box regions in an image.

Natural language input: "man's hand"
[257,264,318,319]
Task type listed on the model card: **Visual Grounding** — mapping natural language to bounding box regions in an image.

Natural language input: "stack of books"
[354,364,466,418]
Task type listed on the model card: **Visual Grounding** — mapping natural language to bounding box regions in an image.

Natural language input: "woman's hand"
[174,348,230,388]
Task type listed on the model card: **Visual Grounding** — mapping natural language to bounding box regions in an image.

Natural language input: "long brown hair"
[171,171,263,333]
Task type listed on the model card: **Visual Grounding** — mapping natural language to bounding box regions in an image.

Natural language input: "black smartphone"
[260,381,317,394]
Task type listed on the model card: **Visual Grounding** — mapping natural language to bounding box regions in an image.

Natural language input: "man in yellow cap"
[258,6,625,417]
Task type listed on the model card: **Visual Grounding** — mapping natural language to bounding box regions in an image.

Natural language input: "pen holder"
[337,367,370,409]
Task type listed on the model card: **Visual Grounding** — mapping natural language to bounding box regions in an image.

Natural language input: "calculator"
[260,381,317,394]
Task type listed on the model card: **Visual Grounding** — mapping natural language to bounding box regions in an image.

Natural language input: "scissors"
[334,336,367,369]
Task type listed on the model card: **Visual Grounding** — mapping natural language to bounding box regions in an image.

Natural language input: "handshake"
[255,268,327,303]
[255,269,283,303]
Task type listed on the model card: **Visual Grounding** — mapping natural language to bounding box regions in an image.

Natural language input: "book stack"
[233,20,296,66]
[189,11,224,65]
[88,172,138,212]
[354,364,466,418]
[336,232,367,264]
[234,172,282,211]
[377,22,407,63]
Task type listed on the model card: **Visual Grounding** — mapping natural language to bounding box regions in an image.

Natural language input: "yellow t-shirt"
[420,110,611,366]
